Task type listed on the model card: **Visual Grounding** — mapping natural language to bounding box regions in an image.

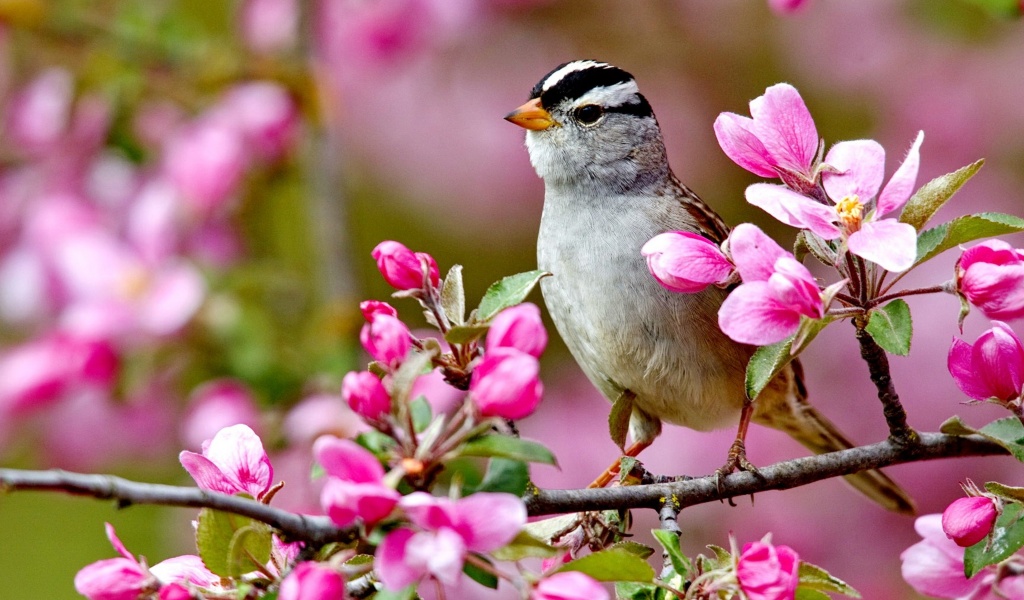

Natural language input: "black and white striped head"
[506,60,668,190]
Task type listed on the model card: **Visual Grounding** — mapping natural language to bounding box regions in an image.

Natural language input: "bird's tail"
[753,361,916,515]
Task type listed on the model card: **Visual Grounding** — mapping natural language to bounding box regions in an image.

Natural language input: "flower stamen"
[836,195,864,233]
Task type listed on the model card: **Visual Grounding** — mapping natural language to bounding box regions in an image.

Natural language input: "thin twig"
[852,315,918,445]
[869,285,948,308]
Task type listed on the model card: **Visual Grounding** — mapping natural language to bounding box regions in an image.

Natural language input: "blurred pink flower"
[360,299,399,321]
[485,302,547,358]
[342,370,391,421]
[0,331,117,414]
[957,240,1024,321]
[746,132,924,273]
[901,514,991,598]
[768,0,812,14]
[163,119,247,214]
[181,379,263,451]
[278,561,346,600]
[282,393,368,446]
[314,0,433,73]
[360,313,412,368]
[718,224,823,345]
[736,540,800,600]
[376,491,526,590]
[469,347,543,419]
[942,496,997,548]
[533,571,609,600]
[179,424,274,499]
[713,83,818,184]
[948,321,1024,403]
[158,584,192,600]
[213,82,298,161]
[371,240,440,291]
[314,435,400,528]
[642,231,735,294]
[410,368,466,415]
[3,68,74,154]
[239,0,299,54]
[148,554,220,590]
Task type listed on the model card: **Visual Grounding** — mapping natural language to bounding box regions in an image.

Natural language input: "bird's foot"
[588,441,653,488]
[714,438,760,494]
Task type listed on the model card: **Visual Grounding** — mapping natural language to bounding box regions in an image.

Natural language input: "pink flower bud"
[360,299,398,321]
[736,540,800,600]
[470,348,543,420]
[74,558,149,600]
[942,496,997,547]
[360,314,412,367]
[642,231,734,294]
[279,562,346,600]
[179,424,274,499]
[486,303,547,358]
[342,371,391,420]
[957,240,1024,321]
[371,240,440,291]
[948,321,1024,403]
[533,571,609,600]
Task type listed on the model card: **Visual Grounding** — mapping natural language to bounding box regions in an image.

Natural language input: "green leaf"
[490,530,561,561]
[965,502,1024,577]
[355,430,395,458]
[985,482,1024,503]
[475,458,530,496]
[900,160,984,230]
[440,264,466,326]
[476,270,550,322]
[611,540,655,560]
[463,554,499,589]
[410,396,432,433]
[794,230,838,267]
[196,508,272,578]
[939,415,978,436]
[523,514,579,544]
[444,324,490,345]
[798,561,861,597]
[865,299,912,356]
[373,586,416,600]
[979,417,1024,462]
[555,547,656,582]
[652,529,692,579]
[615,582,659,600]
[795,589,832,600]
[609,390,634,452]
[459,434,558,465]
[914,212,1024,267]
[745,317,831,400]
[390,349,434,405]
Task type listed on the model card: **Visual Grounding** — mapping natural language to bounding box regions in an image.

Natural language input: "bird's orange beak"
[504,98,558,131]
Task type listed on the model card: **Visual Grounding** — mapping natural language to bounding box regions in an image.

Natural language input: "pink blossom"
[239,0,299,54]
[486,302,548,358]
[342,370,392,421]
[0,332,117,414]
[768,0,812,14]
[642,231,735,293]
[179,424,274,499]
[371,240,440,291]
[282,393,368,445]
[158,583,193,600]
[360,313,412,367]
[148,555,220,589]
[942,496,998,547]
[376,491,526,590]
[901,514,991,598]
[713,83,819,184]
[957,240,1024,320]
[533,571,609,600]
[736,540,800,600]
[411,368,466,415]
[278,561,346,600]
[163,119,247,214]
[181,379,263,451]
[718,224,823,345]
[4,68,74,154]
[948,321,1024,403]
[213,82,298,161]
[469,347,543,419]
[360,299,399,321]
[745,132,924,273]
[314,435,400,528]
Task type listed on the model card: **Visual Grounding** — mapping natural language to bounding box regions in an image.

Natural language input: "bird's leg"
[715,400,760,487]
[588,440,652,488]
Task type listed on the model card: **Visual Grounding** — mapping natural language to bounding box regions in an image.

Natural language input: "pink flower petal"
[642,231,734,293]
[901,515,978,598]
[847,219,917,272]
[972,322,1024,401]
[768,257,824,319]
[376,528,422,591]
[408,528,467,586]
[727,223,789,283]
[137,262,206,336]
[534,571,610,600]
[961,262,1024,320]
[73,558,149,600]
[104,522,135,561]
[312,435,385,483]
[150,555,220,587]
[178,451,241,496]
[942,497,997,548]
[948,338,993,402]
[745,184,840,240]
[749,83,818,174]
[713,113,778,178]
[199,424,273,498]
[320,478,400,528]
[877,131,924,216]
[822,139,886,204]
[486,303,548,358]
[719,282,802,345]
[451,492,527,553]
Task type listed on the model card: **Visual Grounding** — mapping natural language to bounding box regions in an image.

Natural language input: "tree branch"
[0,432,1008,545]
[853,315,918,445]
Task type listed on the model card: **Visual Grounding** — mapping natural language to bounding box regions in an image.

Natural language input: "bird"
[504,59,914,514]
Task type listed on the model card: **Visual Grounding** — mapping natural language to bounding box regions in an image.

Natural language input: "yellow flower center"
[118,267,150,300]
[836,195,864,233]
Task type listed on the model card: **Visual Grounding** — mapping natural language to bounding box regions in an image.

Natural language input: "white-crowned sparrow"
[505,60,913,514]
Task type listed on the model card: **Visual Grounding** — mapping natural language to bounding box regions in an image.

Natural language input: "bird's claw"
[714,439,760,494]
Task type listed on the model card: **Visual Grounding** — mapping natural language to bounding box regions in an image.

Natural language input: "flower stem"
[853,316,918,446]
[869,285,947,307]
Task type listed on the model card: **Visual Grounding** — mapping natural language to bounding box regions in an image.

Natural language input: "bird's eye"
[574,104,604,125]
